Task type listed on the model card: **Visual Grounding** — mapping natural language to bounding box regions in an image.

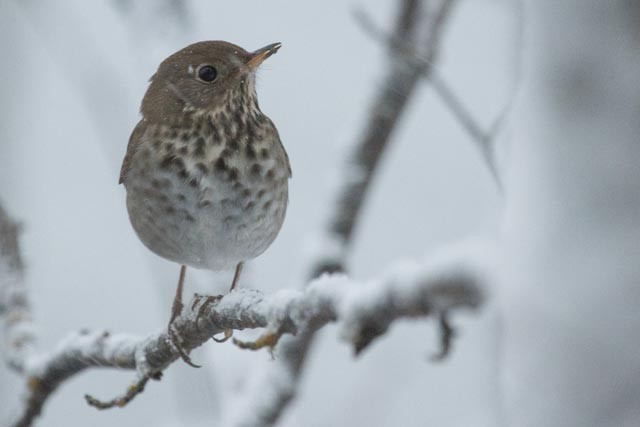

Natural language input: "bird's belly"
[125,169,288,271]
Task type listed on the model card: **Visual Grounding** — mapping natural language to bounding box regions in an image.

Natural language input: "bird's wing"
[119,120,148,185]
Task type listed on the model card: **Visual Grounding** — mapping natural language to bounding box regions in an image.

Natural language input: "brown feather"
[119,121,147,184]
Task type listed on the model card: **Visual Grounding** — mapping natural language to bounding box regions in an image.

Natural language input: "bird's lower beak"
[245,42,282,70]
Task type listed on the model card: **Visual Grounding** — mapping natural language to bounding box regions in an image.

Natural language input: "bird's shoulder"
[119,120,149,185]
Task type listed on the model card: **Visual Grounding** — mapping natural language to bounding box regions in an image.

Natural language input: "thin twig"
[353,3,523,190]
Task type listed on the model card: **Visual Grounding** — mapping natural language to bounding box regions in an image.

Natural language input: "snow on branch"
[0,195,490,427]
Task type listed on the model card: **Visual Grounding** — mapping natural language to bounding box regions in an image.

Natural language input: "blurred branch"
[353,2,522,190]
[1,194,489,427]
[0,203,36,427]
[0,203,33,375]
[225,1,459,426]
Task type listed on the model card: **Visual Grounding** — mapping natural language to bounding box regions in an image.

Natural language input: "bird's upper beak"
[245,42,282,70]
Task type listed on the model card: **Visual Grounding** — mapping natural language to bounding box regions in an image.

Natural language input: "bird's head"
[141,40,281,121]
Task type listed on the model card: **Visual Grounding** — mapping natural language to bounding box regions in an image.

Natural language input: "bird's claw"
[213,329,233,343]
[167,322,201,368]
[193,294,234,343]
[233,330,281,358]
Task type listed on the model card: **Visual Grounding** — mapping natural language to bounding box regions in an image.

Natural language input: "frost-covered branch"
[227,1,459,426]
[1,197,489,427]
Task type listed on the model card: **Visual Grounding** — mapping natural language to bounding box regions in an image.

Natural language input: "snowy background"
[2,1,639,427]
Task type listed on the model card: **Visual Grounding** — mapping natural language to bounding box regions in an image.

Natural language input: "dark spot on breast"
[153,140,162,149]
[257,189,266,199]
[176,194,186,202]
[206,119,215,136]
[188,178,198,188]
[171,157,185,169]
[224,148,238,160]
[242,189,251,198]
[263,200,273,211]
[234,111,245,133]
[210,124,221,144]
[160,156,173,170]
[265,168,276,180]
[260,148,270,160]
[228,167,239,181]
[214,157,227,173]
[180,132,190,142]
[220,112,231,132]
[250,163,262,177]
[178,146,188,155]
[223,215,235,223]
[246,123,257,141]
[246,145,256,160]
[245,201,255,210]
[177,169,188,180]
[199,200,211,208]
[195,163,207,174]
[165,206,176,214]
[184,212,195,222]
[193,137,206,157]
[163,142,175,153]
[228,139,240,152]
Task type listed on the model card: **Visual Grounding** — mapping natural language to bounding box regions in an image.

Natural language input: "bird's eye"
[197,65,218,83]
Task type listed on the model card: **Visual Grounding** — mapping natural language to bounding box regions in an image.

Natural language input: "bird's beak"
[245,42,282,70]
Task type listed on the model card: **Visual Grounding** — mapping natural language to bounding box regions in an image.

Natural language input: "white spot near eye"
[187,65,194,75]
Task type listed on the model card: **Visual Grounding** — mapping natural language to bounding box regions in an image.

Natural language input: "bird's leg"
[233,331,282,359]
[167,265,201,368]
[169,265,187,325]
[229,261,244,291]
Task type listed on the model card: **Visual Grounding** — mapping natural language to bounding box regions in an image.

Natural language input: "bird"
[119,41,290,366]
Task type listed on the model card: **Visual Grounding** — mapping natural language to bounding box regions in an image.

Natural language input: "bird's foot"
[233,331,282,358]
[167,318,201,368]
[213,329,234,343]
[193,293,234,343]
[85,371,162,410]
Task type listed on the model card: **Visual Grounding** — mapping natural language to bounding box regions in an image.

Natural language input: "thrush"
[119,41,290,365]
